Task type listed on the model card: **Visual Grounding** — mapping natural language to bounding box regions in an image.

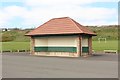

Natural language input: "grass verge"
[1,40,118,52]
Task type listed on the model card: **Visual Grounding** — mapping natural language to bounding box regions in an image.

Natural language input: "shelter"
[25,17,96,57]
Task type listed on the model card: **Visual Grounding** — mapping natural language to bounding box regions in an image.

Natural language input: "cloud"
[0,0,118,28]
[3,6,27,17]
[0,9,12,27]
[25,0,119,6]
[22,5,117,27]
[0,6,28,27]
[81,20,118,26]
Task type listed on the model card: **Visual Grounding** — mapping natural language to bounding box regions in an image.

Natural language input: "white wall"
[82,37,88,47]
[48,36,77,47]
[34,36,77,47]
[35,37,48,46]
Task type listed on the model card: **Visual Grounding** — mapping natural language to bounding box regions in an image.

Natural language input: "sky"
[0,0,119,29]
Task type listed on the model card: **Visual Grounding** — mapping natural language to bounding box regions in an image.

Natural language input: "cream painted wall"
[48,36,77,47]
[34,36,77,47]
[35,37,48,46]
[82,37,88,47]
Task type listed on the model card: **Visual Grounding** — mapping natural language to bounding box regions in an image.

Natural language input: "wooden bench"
[104,50,118,54]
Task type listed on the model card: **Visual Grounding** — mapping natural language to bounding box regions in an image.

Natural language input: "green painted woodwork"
[32,34,78,38]
[34,47,48,52]
[82,47,89,53]
[31,34,92,38]
[34,47,77,53]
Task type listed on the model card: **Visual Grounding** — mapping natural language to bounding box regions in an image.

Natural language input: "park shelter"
[25,17,96,57]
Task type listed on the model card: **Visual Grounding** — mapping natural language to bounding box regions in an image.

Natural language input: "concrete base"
[33,52,79,57]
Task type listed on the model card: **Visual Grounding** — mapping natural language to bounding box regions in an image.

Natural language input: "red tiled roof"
[25,17,96,36]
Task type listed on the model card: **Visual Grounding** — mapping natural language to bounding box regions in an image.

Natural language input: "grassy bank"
[2,26,118,42]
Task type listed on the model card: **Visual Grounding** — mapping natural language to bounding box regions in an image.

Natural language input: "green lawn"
[92,40,118,51]
[1,40,118,51]
[2,42,30,51]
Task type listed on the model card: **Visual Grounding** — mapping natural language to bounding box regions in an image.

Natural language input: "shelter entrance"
[81,37,89,56]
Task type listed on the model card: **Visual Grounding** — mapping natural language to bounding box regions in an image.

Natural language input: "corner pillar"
[77,35,82,57]
[88,36,92,55]
[31,37,35,55]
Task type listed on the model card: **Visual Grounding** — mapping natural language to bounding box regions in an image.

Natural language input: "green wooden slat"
[82,47,89,53]
[34,47,48,52]
[34,47,77,53]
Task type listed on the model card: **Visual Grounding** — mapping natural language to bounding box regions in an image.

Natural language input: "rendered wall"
[35,36,77,47]
[82,37,89,53]
[34,36,78,57]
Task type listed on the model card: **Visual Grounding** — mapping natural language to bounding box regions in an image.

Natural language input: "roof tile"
[25,17,96,36]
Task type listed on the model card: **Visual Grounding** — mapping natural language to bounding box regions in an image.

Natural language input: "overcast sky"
[0,0,118,29]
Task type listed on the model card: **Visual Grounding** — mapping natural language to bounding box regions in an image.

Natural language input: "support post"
[31,37,35,55]
[77,35,82,57]
[88,36,92,55]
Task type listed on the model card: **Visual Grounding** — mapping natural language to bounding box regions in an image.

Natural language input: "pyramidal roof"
[25,17,96,36]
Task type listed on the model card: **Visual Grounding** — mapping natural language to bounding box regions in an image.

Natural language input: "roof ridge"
[26,17,68,35]
[73,20,95,34]
[68,17,84,33]
[25,19,53,35]
[53,17,70,19]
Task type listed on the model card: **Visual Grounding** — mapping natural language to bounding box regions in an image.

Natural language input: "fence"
[1,49,30,53]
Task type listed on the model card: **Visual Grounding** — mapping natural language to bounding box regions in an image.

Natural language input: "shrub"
[2,33,14,42]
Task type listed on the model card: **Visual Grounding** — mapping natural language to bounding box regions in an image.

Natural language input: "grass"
[92,40,118,51]
[1,40,118,51]
[2,30,30,42]
[2,42,30,51]
[89,26,118,40]
[2,26,118,42]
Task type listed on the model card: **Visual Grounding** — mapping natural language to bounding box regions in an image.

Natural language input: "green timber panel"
[34,47,77,53]
[82,47,89,53]
[34,47,48,52]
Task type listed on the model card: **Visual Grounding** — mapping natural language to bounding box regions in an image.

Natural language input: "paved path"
[2,53,118,78]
